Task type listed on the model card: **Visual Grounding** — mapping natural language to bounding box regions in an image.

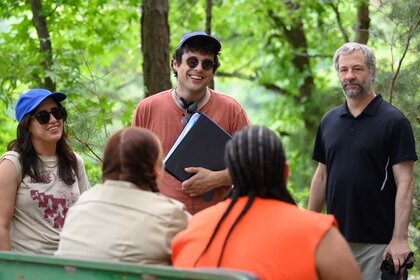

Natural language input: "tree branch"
[30,0,55,90]
[68,127,102,162]
[388,7,420,104]
[328,1,350,42]
[47,2,63,18]
[81,53,110,138]
[216,71,289,95]
[216,71,256,80]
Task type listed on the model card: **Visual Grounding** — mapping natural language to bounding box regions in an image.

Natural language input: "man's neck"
[175,86,207,104]
[173,87,210,112]
[346,91,376,117]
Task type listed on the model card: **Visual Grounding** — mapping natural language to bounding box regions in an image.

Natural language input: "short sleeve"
[0,151,22,182]
[75,153,91,193]
[389,117,418,165]
[312,124,326,164]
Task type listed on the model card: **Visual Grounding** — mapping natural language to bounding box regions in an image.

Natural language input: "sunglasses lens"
[33,107,66,124]
[186,57,199,68]
[34,111,50,124]
[202,60,214,71]
[51,107,66,121]
[186,57,214,71]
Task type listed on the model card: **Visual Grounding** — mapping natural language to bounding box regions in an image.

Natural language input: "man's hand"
[383,238,411,274]
[181,167,231,197]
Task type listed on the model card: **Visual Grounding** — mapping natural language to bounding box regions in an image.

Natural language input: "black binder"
[164,112,232,201]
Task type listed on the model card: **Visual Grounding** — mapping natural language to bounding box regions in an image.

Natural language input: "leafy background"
[0,0,418,273]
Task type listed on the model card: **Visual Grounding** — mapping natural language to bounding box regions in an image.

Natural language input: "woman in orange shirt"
[172,126,361,280]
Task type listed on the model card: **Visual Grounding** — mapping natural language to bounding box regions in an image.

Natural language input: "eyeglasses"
[186,56,215,71]
[31,107,67,125]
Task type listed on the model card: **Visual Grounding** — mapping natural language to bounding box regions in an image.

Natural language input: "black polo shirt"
[313,94,417,243]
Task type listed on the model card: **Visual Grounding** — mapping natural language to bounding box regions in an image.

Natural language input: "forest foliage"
[0,0,419,269]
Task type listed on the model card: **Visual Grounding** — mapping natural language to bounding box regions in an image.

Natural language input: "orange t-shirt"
[172,197,337,280]
[131,89,250,213]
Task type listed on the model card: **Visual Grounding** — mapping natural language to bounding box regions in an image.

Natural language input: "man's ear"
[172,58,179,69]
[172,58,180,77]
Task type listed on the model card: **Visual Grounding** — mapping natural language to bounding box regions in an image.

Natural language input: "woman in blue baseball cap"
[0,88,90,255]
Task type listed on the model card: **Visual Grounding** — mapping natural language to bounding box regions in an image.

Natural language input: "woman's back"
[56,180,188,265]
[173,197,335,279]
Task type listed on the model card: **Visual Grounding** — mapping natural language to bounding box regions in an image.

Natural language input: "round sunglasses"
[31,107,67,125]
[186,56,215,71]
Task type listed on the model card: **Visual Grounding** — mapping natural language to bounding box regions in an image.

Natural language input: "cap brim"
[50,92,67,103]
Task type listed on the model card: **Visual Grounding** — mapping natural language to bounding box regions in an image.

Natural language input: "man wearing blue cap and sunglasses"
[132,32,250,214]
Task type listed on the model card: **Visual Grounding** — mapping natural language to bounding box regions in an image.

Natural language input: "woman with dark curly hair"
[56,128,189,265]
[0,88,90,254]
[172,126,362,280]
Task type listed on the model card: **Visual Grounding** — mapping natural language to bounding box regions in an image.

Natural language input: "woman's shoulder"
[73,151,83,160]
[1,150,20,158]
[72,152,85,167]
[0,151,22,182]
[1,150,21,165]
[147,193,190,219]
[153,192,188,211]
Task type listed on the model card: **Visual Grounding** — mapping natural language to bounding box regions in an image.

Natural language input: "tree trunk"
[205,0,215,89]
[205,0,212,35]
[30,0,55,91]
[268,2,316,132]
[354,0,370,44]
[141,0,171,97]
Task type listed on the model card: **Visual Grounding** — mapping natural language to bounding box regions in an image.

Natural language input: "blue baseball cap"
[15,88,67,122]
[176,31,221,52]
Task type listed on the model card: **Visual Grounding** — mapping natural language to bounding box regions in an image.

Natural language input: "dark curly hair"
[171,36,221,78]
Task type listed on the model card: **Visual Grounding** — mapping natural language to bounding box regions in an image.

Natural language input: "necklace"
[39,156,58,169]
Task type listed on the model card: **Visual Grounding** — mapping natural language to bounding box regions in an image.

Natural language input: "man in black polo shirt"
[308,42,417,280]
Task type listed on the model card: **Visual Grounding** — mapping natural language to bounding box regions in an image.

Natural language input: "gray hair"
[333,42,376,75]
